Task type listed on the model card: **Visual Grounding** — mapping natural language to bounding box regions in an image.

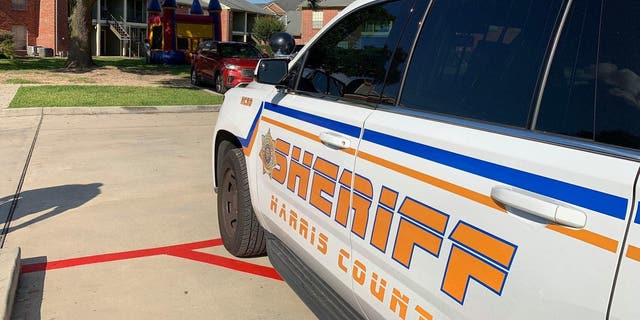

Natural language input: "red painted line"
[21,239,223,274]
[167,250,283,281]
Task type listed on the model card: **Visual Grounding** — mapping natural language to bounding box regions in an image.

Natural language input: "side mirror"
[256,59,289,85]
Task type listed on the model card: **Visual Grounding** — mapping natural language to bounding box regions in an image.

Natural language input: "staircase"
[108,15,130,41]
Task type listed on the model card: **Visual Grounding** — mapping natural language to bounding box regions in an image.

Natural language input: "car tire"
[190,68,201,86]
[215,72,227,94]
[217,148,266,257]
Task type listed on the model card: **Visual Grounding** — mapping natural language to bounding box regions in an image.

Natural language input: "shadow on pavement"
[0,183,103,234]
[12,256,46,320]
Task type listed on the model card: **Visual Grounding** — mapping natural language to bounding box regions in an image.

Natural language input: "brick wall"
[0,0,68,54]
[37,0,55,48]
[0,0,40,50]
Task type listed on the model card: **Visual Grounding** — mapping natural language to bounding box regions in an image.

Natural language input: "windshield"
[219,43,262,58]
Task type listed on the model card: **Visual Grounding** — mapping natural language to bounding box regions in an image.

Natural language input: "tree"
[65,0,97,69]
[252,16,286,45]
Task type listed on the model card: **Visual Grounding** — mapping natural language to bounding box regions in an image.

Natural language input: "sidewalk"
[0,85,19,109]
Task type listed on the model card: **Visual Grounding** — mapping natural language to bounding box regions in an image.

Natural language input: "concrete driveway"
[0,110,315,319]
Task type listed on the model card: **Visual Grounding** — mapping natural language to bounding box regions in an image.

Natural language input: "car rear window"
[219,44,262,58]
[536,0,640,151]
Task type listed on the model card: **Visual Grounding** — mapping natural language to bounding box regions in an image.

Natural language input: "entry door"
[351,0,640,319]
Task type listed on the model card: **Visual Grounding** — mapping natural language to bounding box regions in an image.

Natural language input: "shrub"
[252,16,286,45]
[0,30,15,59]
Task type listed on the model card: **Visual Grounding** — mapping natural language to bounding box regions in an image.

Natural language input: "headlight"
[224,63,239,70]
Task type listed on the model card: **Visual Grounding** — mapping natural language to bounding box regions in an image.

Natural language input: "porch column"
[96,0,101,56]
[244,12,248,42]
[122,0,128,56]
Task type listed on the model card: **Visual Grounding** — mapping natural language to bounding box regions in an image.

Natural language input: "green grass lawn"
[1,57,211,107]
[9,86,222,108]
[0,56,190,76]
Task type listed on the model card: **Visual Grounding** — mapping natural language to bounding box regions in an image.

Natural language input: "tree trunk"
[65,0,97,69]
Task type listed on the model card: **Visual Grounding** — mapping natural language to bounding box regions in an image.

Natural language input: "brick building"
[0,0,69,55]
[0,0,266,57]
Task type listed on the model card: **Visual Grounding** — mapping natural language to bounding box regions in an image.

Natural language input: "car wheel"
[215,73,227,94]
[190,68,200,86]
[217,148,266,257]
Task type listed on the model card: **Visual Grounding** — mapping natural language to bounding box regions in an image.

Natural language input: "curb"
[0,247,20,320]
[1,105,220,117]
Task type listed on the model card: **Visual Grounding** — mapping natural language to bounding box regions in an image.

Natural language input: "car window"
[219,44,262,59]
[296,0,412,102]
[536,0,640,150]
[378,0,429,104]
[400,0,563,128]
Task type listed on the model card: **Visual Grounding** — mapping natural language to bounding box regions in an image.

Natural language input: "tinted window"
[379,0,429,104]
[400,0,563,128]
[219,43,262,58]
[537,0,640,150]
[296,0,412,102]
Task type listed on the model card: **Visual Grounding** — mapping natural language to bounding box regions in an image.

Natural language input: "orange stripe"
[626,245,640,262]
[356,151,506,212]
[242,121,261,156]
[260,114,620,253]
[546,224,618,253]
[262,116,358,155]
[262,116,321,143]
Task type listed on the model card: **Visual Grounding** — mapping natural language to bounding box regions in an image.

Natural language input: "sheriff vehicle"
[212,0,640,319]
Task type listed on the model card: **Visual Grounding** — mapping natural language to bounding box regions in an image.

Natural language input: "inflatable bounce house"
[147,0,222,64]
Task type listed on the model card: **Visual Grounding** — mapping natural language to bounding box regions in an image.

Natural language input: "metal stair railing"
[108,14,130,41]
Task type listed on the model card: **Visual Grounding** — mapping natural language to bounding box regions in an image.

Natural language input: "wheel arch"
[214,130,242,189]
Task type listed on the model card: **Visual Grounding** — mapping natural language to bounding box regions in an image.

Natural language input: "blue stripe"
[363,130,628,220]
[264,102,629,221]
[237,103,263,148]
[635,204,640,224]
[264,102,362,138]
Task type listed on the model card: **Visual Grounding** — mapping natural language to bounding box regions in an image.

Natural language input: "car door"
[250,0,422,315]
[351,0,640,319]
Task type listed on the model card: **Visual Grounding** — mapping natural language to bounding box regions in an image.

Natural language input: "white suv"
[213,0,640,319]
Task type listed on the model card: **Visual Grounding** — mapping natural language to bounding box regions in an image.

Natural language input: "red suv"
[190,41,264,93]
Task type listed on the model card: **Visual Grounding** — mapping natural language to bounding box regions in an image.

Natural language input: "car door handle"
[319,132,351,149]
[491,187,587,228]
